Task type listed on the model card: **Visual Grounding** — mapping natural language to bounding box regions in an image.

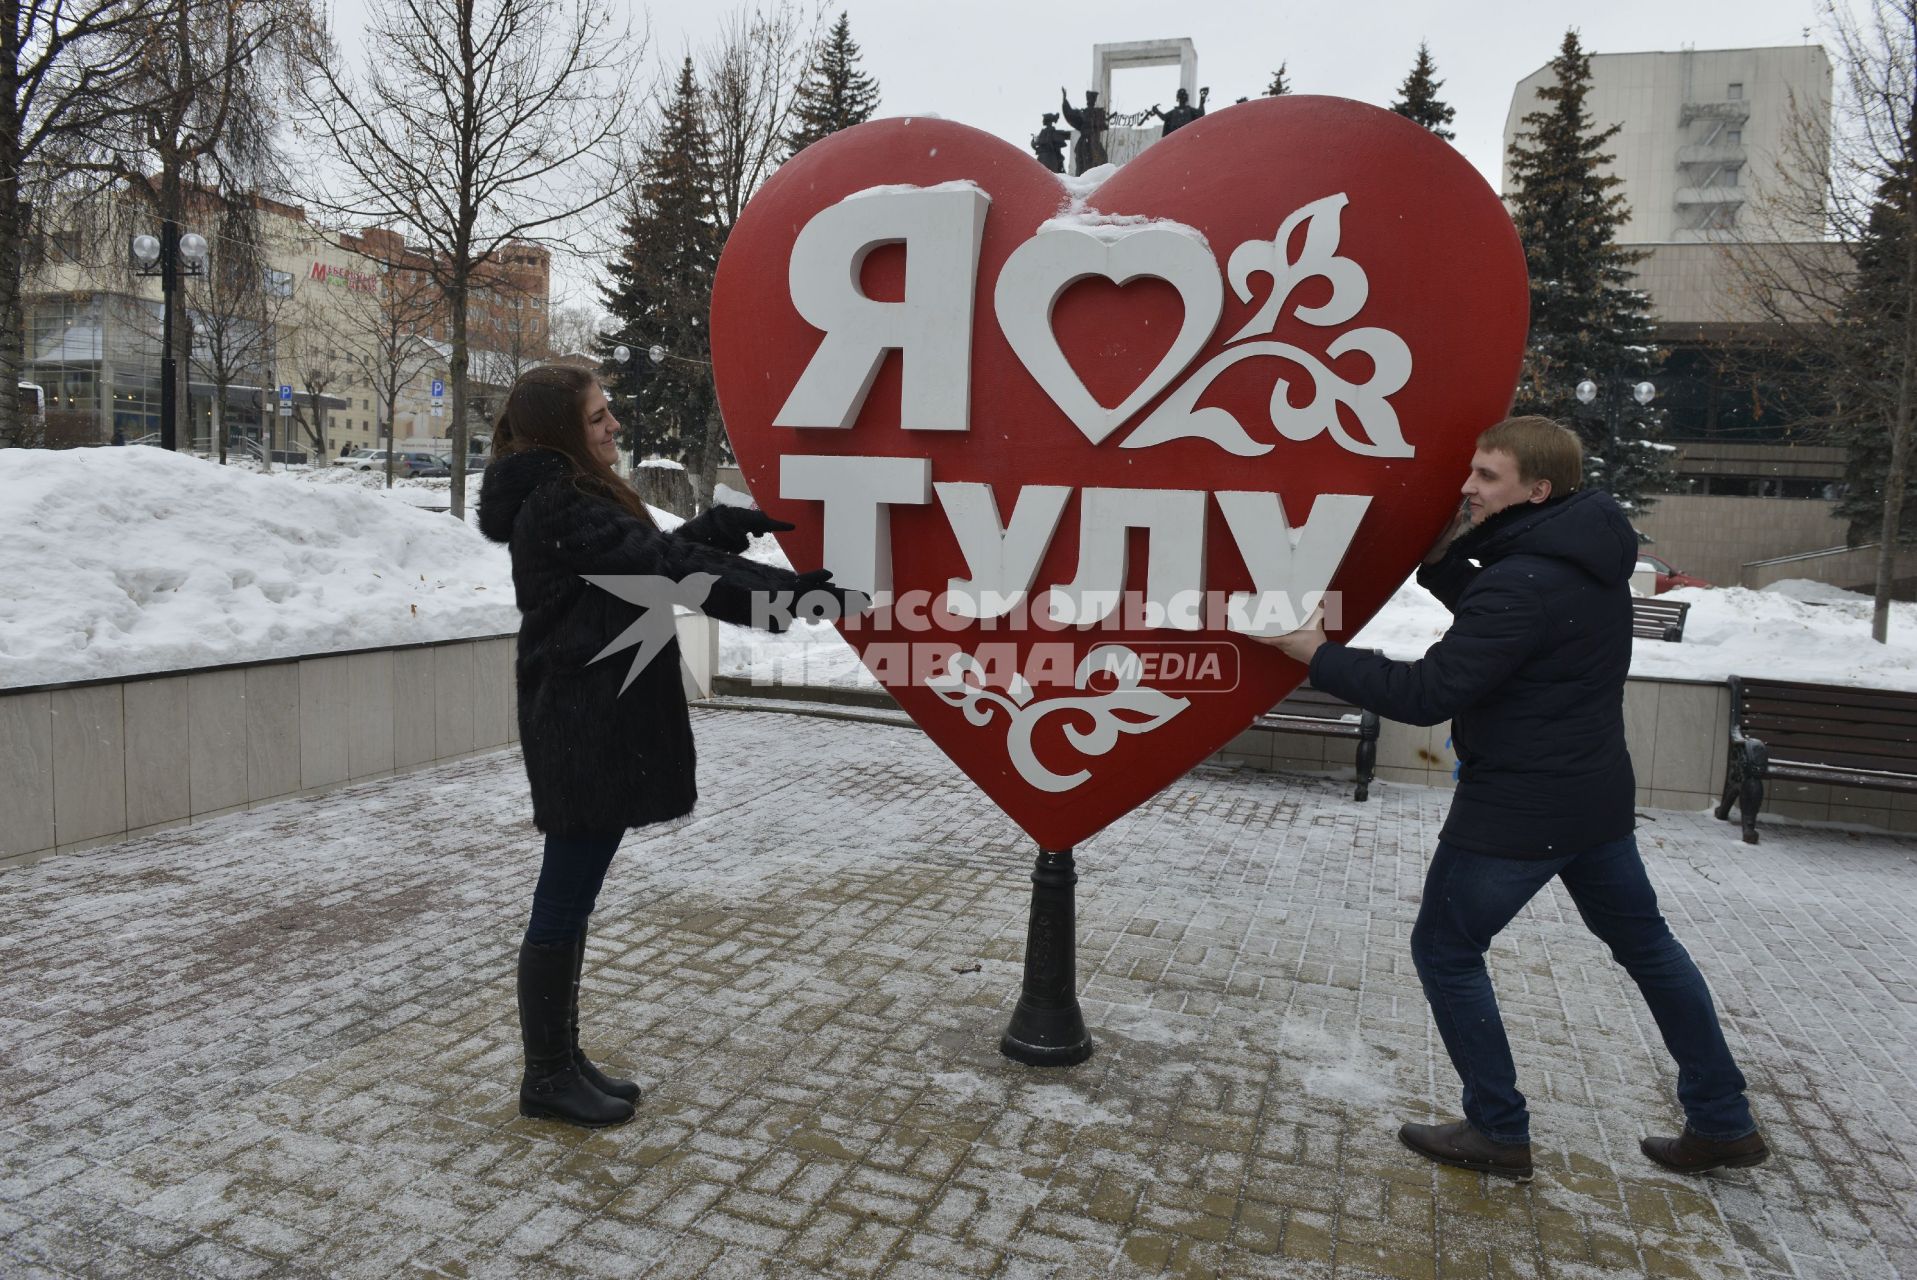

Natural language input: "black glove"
[791,568,871,621]
[677,504,795,554]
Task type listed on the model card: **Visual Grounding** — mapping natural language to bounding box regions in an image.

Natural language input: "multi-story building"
[1499,45,1870,589]
[21,186,553,460]
[1503,45,1832,244]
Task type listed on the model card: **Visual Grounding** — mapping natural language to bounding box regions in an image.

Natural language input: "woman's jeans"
[525,831,625,946]
[1411,835,1755,1145]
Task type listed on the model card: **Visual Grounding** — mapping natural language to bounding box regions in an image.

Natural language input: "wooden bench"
[1632,597,1692,643]
[1716,675,1917,843]
[1253,682,1381,801]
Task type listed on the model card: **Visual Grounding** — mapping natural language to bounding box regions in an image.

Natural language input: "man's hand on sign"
[1248,605,1328,665]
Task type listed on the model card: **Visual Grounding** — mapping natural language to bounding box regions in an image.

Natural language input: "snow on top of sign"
[1039,163,1208,248]
[844,179,986,200]
[1036,209,1211,249]
[1053,163,1118,202]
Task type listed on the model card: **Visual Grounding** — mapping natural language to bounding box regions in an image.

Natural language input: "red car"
[1638,552,1712,594]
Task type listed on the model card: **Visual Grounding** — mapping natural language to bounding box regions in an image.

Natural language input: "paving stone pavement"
[2,709,1915,1280]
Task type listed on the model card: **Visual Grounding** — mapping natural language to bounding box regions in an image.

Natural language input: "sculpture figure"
[1148,86,1210,137]
[1031,112,1068,173]
[1059,87,1109,173]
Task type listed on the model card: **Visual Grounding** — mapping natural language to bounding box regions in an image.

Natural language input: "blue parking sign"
[278,384,293,403]
[431,379,445,398]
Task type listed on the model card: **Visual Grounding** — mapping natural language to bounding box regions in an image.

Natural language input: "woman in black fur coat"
[477,365,860,1128]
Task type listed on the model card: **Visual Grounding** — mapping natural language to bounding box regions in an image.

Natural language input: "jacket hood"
[1455,488,1638,587]
[477,449,573,544]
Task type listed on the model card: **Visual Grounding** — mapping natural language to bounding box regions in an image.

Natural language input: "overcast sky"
[325,0,1834,311]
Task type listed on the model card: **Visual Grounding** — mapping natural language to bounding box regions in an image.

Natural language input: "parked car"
[1638,552,1712,594]
[335,448,442,477]
[413,455,453,478]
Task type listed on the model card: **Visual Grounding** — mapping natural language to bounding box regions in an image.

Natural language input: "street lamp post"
[1574,375,1656,491]
[131,223,208,452]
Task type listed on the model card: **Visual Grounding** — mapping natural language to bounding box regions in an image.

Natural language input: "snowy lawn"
[7,446,1915,693]
[0,448,518,688]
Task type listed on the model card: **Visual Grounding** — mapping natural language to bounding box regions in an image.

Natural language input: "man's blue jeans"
[1411,835,1755,1145]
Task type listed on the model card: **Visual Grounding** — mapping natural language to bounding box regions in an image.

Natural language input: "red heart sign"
[711,96,1527,851]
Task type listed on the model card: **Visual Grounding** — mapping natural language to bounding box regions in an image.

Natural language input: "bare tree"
[293,0,634,519]
[670,2,816,508]
[184,198,287,467]
[1729,0,1917,639]
[75,0,302,452]
[285,324,344,461]
[0,0,170,448]
[339,253,439,489]
[465,271,554,430]
[701,4,817,237]
[547,300,600,358]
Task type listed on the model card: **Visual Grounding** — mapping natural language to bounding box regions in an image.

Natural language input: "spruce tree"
[1265,64,1291,96]
[784,12,882,158]
[1390,41,1456,140]
[598,57,721,461]
[1505,29,1672,512]
[1830,150,1917,549]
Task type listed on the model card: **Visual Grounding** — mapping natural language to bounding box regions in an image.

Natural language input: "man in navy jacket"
[1260,416,1765,1180]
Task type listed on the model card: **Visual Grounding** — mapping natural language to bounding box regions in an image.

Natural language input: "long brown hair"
[491,365,655,525]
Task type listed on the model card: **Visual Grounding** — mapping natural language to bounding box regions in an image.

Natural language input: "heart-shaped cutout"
[712,97,1529,851]
[995,223,1222,445]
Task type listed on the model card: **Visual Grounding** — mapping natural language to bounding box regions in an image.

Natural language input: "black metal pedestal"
[999,847,1092,1066]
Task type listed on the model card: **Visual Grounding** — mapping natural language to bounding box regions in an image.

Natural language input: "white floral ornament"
[926,646,1190,793]
[1121,191,1415,458]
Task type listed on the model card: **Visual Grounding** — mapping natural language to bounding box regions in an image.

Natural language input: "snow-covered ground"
[7,446,1916,693]
[0,448,518,688]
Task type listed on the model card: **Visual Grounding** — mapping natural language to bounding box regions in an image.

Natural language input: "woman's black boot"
[517,938,633,1128]
[570,928,641,1103]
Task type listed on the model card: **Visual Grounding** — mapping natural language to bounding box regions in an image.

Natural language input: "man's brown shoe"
[1399,1120,1533,1181]
[1640,1127,1768,1174]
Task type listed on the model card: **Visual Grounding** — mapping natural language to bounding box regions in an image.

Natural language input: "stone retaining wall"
[0,613,718,869]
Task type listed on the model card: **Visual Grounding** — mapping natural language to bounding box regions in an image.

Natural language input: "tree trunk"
[686,390,725,512]
[160,169,192,456]
[384,389,398,488]
[0,10,25,451]
[1875,164,1917,643]
[1875,390,1911,643]
[211,397,225,465]
[448,272,469,521]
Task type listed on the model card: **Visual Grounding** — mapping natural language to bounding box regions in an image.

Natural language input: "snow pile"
[1763,577,1869,605]
[0,447,518,689]
[279,464,456,509]
[1630,583,1917,689]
